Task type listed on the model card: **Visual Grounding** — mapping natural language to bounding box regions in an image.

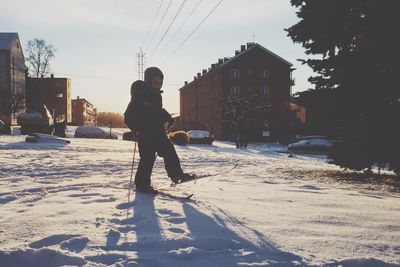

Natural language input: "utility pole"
[137,47,145,80]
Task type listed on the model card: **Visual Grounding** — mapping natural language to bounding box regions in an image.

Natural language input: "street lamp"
[54,92,66,137]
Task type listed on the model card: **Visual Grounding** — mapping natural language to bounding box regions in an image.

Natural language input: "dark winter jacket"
[124,76,173,138]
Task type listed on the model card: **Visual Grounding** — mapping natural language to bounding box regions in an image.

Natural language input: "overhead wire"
[52,72,181,85]
[151,0,204,64]
[147,0,187,63]
[146,0,173,51]
[142,0,164,48]
[161,0,225,65]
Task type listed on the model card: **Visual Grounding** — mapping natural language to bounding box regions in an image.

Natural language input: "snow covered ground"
[0,130,399,267]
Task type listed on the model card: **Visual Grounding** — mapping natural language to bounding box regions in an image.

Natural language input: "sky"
[0,0,314,115]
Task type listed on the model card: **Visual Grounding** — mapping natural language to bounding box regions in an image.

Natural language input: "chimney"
[77,96,80,100]
[223,57,229,62]
[184,81,188,85]
[241,45,246,52]
[197,72,201,78]
[194,76,197,80]
[218,58,223,64]
[202,69,207,75]
[50,73,54,78]
[247,42,255,49]
[235,50,240,55]
[211,63,216,69]
[41,74,44,78]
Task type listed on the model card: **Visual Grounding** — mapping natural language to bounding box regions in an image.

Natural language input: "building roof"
[72,97,95,107]
[221,43,292,68]
[0,32,19,50]
[180,43,293,90]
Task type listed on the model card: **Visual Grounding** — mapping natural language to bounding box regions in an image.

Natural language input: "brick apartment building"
[25,75,72,123]
[71,97,97,126]
[179,42,294,141]
[0,33,26,125]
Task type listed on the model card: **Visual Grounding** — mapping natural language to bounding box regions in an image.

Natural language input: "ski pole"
[127,139,137,218]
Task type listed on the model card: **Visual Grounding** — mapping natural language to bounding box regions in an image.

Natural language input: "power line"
[53,72,130,82]
[152,0,203,63]
[148,0,187,63]
[147,0,173,51]
[161,0,225,65]
[52,72,181,85]
[142,0,164,48]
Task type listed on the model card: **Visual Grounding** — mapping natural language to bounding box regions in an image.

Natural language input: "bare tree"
[25,38,56,78]
[218,94,273,147]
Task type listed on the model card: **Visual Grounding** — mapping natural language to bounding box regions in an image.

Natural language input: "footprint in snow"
[68,192,102,198]
[167,227,185,234]
[81,196,117,204]
[299,184,323,190]
[166,217,186,225]
[158,208,181,217]
[115,201,135,210]
[60,237,90,253]
[106,229,121,247]
[0,194,18,205]
[29,234,81,249]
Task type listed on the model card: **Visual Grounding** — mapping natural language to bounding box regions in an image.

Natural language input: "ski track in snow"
[1,131,400,267]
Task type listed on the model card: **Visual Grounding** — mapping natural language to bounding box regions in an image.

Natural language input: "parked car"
[74,126,118,139]
[288,136,335,154]
[187,130,214,145]
[17,105,54,135]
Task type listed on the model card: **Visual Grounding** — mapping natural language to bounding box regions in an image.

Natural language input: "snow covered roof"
[0,32,19,50]
[220,43,293,68]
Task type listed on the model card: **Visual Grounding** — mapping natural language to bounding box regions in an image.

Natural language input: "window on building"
[260,68,269,78]
[230,86,240,96]
[231,69,240,78]
[260,86,269,96]
[247,87,254,93]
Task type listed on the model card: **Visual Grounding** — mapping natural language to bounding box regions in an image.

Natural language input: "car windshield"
[309,139,331,145]
[188,130,210,138]
[297,140,309,144]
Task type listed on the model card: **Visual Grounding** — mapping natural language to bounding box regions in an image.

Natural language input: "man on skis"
[124,67,194,193]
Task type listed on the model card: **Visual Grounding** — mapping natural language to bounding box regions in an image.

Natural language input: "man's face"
[151,76,163,90]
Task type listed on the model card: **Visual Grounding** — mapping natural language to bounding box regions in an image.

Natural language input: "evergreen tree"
[286,0,400,175]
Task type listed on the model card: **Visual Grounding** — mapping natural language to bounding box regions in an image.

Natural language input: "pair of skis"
[143,163,239,200]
